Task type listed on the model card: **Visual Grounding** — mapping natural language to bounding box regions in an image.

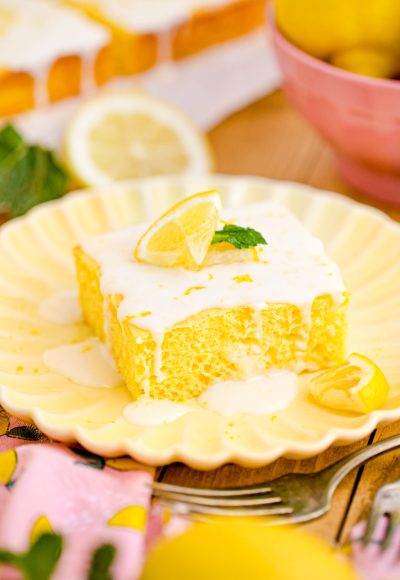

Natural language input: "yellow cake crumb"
[233,274,254,283]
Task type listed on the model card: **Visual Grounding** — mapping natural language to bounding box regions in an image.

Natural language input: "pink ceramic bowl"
[270,14,400,204]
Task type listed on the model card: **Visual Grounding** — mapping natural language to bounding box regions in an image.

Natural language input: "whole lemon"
[274,0,400,77]
[140,520,357,580]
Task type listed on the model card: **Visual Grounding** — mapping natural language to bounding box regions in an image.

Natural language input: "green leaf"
[0,125,24,160]
[21,534,63,580]
[88,544,116,580]
[211,224,267,249]
[0,125,69,218]
[70,446,105,470]
[6,425,48,441]
[0,534,63,580]
[0,548,22,567]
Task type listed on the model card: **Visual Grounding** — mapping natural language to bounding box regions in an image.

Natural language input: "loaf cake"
[0,0,112,116]
[0,0,267,116]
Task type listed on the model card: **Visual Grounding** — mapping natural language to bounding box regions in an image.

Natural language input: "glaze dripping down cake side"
[0,0,112,116]
[65,0,267,74]
[74,201,349,402]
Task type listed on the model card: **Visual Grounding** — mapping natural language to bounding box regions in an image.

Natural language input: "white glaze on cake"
[70,0,233,33]
[0,0,109,73]
[82,201,346,335]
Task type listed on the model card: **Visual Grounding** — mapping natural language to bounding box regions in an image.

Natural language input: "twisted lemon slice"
[310,353,389,414]
[134,190,221,269]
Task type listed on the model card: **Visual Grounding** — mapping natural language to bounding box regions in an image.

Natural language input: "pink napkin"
[0,408,171,580]
[350,519,400,580]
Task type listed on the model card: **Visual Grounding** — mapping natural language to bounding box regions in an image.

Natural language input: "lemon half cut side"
[64,91,214,186]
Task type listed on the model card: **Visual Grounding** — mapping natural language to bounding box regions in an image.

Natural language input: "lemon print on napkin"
[30,515,54,546]
[0,449,17,486]
[108,505,147,532]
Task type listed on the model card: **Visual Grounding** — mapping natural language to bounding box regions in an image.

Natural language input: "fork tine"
[152,491,282,508]
[159,501,294,518]
[363,508,382,544]
[152,481,273,497]
[383,512,400,549]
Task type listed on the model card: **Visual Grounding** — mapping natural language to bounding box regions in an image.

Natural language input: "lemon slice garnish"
[134,190,222,269]
[63,91,214,186]
[310,353,389,414]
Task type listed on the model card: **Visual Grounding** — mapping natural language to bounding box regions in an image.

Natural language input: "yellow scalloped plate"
[0,175,399,469]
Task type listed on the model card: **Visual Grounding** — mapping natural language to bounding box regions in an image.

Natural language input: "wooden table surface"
[157,90,400,546]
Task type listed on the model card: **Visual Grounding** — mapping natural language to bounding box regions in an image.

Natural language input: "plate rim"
[0,174,399,469]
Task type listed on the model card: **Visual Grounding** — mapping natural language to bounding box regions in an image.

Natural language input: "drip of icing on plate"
[39,289,82,325]
[122,369,298,426]
[198,370,298,416]
[43,337,122,388]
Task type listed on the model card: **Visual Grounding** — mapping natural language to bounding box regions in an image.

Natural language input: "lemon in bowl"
[274,0,400,79]
[270,6,400,204]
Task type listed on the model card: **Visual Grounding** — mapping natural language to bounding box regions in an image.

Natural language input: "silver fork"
[152,434,400,524]
[364,480,400,547]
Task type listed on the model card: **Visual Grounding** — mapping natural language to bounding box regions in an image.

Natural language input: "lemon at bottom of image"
[140,520,357,580]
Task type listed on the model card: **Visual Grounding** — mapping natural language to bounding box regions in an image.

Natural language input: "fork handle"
[324,434,400,491]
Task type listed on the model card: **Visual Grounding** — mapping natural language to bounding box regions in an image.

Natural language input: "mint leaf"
[0,124,69,218]
[0,124,24,158]
[211,224,267,249]
[88,544,116,580]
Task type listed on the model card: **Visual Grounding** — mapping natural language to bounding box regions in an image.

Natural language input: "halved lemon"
[63,91,214,186]
[309,353,389,414]
[134,190,222,269]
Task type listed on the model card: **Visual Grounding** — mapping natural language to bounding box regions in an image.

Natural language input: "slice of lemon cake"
[65,0,266,75]
[75,192,349,402]
[0,0,112,116]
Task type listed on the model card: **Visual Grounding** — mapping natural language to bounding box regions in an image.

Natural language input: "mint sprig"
[211,224,267,249]
[0,125,69,218]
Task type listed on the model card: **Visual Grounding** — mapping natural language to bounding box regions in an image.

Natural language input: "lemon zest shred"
[233,274,253,283]
[184,286,207,296]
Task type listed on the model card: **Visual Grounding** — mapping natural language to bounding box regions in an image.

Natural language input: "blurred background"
[0,0,399,217]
